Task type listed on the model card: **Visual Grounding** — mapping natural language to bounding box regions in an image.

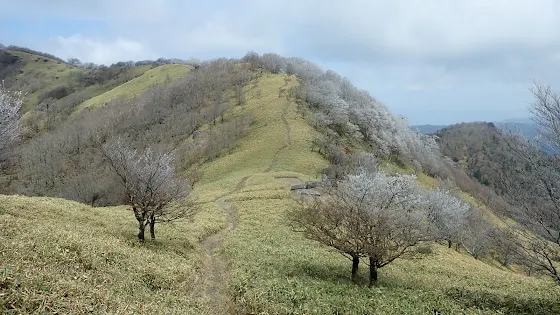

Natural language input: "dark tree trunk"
[447,240,452,248]
[149,218,156,240]
[368,257,378,288]
[138,221,146,242]
[90,194,99,207]
[133,207,146,242]
[351,256,360,283]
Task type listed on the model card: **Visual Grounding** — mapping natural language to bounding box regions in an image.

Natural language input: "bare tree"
[103,138,194,242]
[290,189,368,284]
[498,82,560,284]
[460,208,494,259]
[67,58,82,66]
[0,82,23,153]
[235,84,245,106]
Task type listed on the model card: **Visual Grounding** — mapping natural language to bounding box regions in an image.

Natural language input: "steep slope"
[0,50,24,82]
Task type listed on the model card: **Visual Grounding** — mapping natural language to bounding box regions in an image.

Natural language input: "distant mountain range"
[412,118,539,141]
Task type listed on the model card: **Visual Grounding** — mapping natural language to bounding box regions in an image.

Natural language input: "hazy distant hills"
[412,118,539,141]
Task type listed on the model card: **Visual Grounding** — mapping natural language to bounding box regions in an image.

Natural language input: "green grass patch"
[8,51,82,112]
[75,64,192,111]
[223,196,560,314]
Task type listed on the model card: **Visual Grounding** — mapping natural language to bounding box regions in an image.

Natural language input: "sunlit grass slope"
[7,51,82,112]
[194,73,328,202]
[76,64,192,111]
[195,73,560,314]
[0,195,221,314]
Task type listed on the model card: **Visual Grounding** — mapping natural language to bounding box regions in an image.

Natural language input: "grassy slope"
[75,64,192,111]
[195,74,560,314]
[0,195,226,314]
[7,51,81,112]
[9,50,153,124]
[2,71,559,314]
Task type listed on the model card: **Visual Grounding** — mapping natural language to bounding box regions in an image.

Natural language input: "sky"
[2,0,560,125]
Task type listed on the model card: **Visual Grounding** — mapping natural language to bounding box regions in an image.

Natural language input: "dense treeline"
[435,122,517,194]
[1,45,67,64]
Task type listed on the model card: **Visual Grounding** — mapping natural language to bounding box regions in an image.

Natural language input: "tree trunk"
[133,207,146,242]
[149,218,156,240]
[138,221,146,242]
[368,257,378,288]
[351,256,360,283]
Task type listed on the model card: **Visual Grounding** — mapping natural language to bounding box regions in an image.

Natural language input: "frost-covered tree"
[344,172,430,287]
[103,138,193,242]
[291,169,441,287]
[423,188,470,248]
[0,82,23,153]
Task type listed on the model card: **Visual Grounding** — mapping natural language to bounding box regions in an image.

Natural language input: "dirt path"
[198,175,248,314]
[265,78,293,172]
[198,77,294,313]
[200,233,227,314]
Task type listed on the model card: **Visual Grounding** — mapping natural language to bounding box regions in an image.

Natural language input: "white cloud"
[52,35,156,65]
[294,0,560,58]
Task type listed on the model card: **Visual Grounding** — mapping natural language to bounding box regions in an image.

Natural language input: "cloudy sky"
[2,0,560,125]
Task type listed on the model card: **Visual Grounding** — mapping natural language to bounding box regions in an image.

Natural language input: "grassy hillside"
[0,195,225,314]
[75,64,192,111]
[5,50,81,112]
[2,71,560,314]
[194,74,560,314]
